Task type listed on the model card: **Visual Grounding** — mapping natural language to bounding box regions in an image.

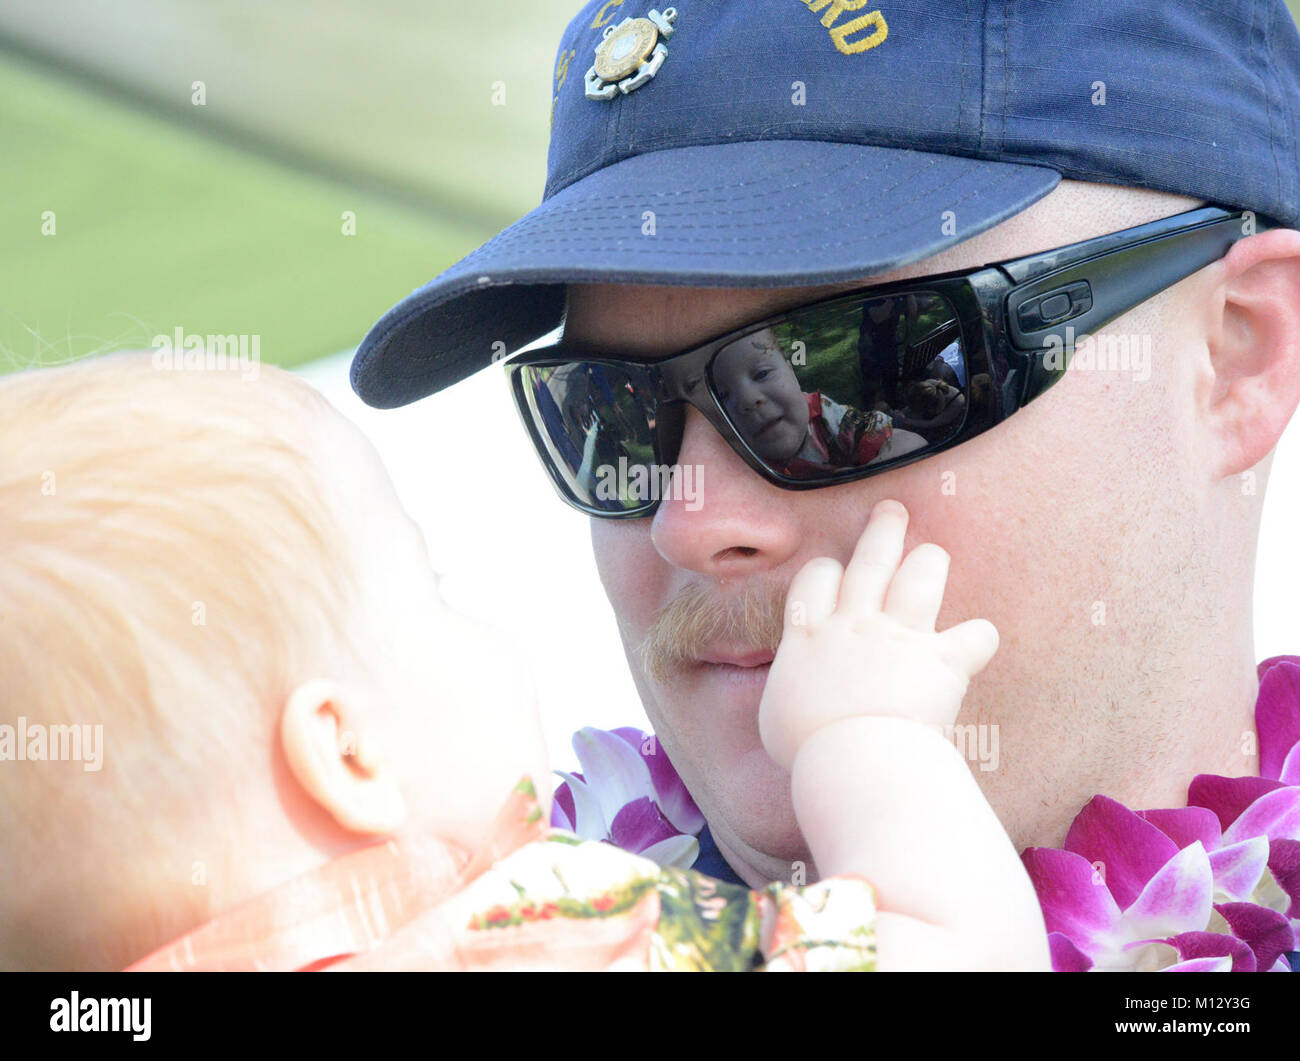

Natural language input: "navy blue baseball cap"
[351,0,1300,409]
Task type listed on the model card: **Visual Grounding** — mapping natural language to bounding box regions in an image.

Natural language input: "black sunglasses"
[505,205,1269,518]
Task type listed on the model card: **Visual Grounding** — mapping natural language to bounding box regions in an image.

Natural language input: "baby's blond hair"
[0,353,364,965]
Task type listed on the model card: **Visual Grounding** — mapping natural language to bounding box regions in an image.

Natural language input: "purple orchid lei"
[1023,655,1300,972]
[558,656,1300,972]
[551,726,705,869]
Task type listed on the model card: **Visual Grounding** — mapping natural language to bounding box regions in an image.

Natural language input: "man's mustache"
[638,581,787,684]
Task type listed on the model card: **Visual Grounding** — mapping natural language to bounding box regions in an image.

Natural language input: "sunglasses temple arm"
[1006,211,1266,405]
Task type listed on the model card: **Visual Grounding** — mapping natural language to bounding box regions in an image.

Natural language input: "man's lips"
[689,648,775,697]
[695,648,776,668]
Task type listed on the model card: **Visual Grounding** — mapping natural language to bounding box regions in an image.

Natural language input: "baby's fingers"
[784,556,843,630]
[838,499,908,613]
[937,618,1000,678]
[883,543,949,632]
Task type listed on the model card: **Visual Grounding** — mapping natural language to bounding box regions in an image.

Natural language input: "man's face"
[570,181,1220,877]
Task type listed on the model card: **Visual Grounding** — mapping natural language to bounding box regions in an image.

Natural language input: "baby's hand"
[759,499,999,772]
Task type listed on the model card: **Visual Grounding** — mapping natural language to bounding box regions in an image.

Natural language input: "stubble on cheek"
[590,518,660,655]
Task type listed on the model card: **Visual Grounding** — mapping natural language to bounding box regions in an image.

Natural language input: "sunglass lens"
[517,361,660,514]
[708,292,970,480]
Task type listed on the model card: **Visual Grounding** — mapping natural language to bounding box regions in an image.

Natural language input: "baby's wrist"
[762,682,965,771]
[788,715,972,879]
[799,692,964,754]
[791,713,955,769]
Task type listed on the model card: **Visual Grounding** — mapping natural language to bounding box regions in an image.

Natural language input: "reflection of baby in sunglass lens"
[712,329,814,462]
[1,353,1046,971]
[713,328,927,474]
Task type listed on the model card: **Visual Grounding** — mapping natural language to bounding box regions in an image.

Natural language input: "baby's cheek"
[404,629,549,854]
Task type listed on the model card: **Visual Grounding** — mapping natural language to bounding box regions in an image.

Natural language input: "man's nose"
[651,406,802,578]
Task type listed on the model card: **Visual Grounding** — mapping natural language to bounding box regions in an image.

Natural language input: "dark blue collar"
[692,823,747,886]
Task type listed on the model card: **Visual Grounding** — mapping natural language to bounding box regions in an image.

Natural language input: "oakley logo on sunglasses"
[593,458,704,511]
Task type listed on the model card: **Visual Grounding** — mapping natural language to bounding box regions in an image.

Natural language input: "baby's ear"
[280,679,407,835]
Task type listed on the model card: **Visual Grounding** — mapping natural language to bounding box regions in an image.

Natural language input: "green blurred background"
[3,0,1299,373]
[0,0,575,372]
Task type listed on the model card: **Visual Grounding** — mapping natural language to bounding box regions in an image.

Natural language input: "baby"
[710,328,930,474]
[0,352,547,971]
[0,352,1048,971]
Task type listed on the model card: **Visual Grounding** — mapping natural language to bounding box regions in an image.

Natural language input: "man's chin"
[714,746,809,860]
[651,698,809,867]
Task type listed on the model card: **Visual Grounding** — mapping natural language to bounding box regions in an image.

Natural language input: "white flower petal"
[571,728,657,829]
[555,771,609,841]
[638,834,701,870]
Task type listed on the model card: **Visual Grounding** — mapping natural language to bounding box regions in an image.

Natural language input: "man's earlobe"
[280,679,407,835]
[1205,227,1300,480]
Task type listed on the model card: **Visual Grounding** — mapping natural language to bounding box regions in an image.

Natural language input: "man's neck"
[995,642,1263,853]
[1132,648,1263,797]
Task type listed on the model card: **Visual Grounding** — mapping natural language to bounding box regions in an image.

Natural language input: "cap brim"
[351,140,1060,408]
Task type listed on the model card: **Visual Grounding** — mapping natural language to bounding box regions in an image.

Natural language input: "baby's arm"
[758,500,1050,971]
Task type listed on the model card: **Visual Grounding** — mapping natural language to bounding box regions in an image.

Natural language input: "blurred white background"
[297,350,1300,774]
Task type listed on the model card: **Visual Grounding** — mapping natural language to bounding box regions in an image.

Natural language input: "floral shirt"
[126,778,877,972]
[441,790,878,972]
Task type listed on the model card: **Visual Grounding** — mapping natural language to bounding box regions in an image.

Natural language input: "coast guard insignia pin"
[585,7,678,100]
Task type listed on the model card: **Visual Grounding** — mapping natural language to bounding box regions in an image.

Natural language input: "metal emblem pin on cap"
[585,7,677,100]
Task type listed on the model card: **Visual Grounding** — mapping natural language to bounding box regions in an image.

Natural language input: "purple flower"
[1255,655,1300,783]
[551,727,705,868]
[1024,656,1300,972]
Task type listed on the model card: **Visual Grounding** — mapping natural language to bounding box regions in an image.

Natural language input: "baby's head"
[0,353,546,970]
[711,328,811,463]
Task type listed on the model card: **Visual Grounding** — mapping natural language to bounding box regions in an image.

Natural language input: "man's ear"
[280,679,407,835]
[1203,227,1300,480]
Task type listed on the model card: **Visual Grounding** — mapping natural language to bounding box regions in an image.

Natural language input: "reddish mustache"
[637,581,786,684]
